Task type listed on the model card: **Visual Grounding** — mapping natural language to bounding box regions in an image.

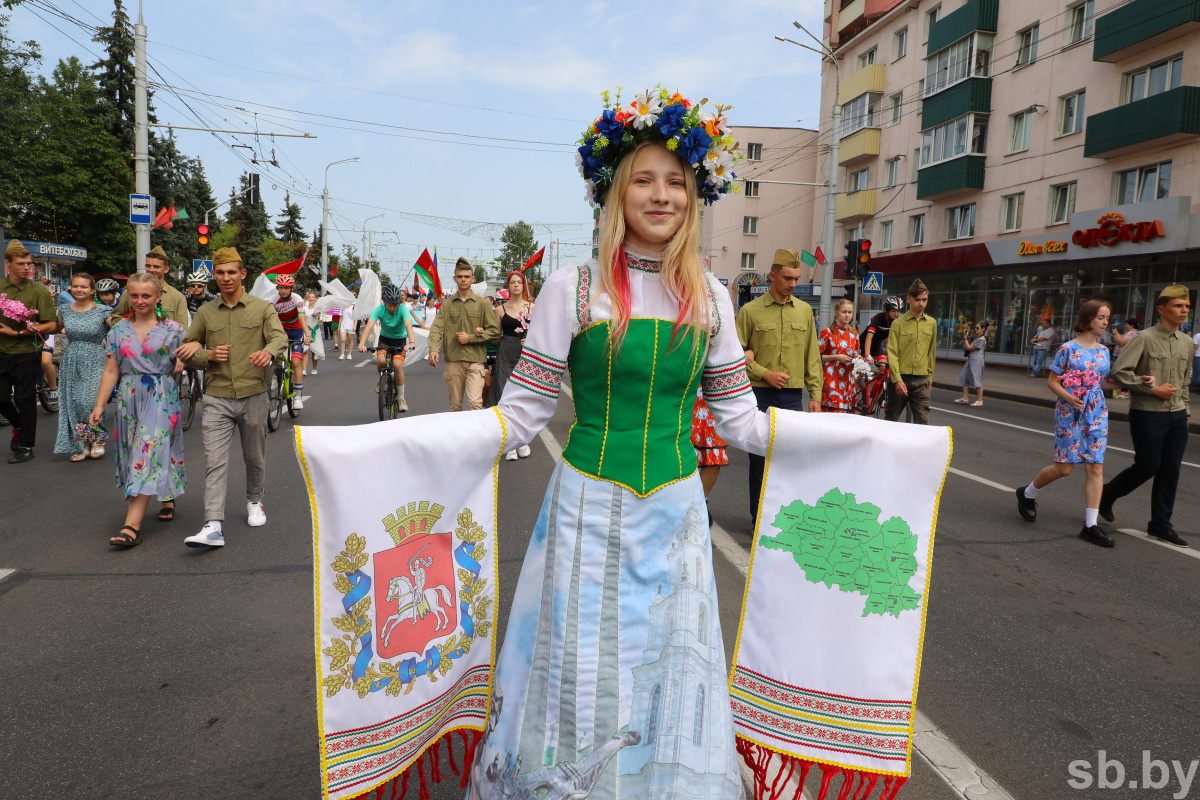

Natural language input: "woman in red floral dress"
[818,298,860,413]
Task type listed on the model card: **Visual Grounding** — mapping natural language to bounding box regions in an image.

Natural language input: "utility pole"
[322,158,359,281]
[133,2,149,273]
[363,214,383,268]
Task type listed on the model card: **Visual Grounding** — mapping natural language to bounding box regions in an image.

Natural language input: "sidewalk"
[931,359,1200,432]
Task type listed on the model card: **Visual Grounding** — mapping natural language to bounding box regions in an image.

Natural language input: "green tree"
[0,16,41,236]
[498,221,543,294]
[226,172,270,280]
[149,137,219,267]
[275,192,305,243]
[474,265,485,283]
[90,0,135,156]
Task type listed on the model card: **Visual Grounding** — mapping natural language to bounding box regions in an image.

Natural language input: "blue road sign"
[129,194,152,225]
[192,259,213,274]
[861,271,884,295]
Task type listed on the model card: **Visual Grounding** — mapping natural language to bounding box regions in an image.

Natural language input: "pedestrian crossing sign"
[193,259,213,274]
[861,272,883,295]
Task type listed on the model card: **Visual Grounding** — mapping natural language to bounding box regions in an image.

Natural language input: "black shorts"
[379,336,407,360]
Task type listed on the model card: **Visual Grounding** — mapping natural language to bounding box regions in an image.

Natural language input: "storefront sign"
[1016,239,1069,256]
[1071,212,1165,249]
[17,240,88,261]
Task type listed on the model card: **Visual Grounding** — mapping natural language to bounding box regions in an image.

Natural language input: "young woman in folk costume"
[466,88,764,800]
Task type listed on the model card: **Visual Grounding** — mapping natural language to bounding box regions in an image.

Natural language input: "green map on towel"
[760,488,922,618]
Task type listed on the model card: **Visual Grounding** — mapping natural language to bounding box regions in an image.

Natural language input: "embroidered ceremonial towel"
[296,408,506,800]
[731,409,951,800]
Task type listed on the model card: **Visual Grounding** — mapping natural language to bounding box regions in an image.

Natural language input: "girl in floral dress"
[817,298,859,413]
[1014,300,1135,548]
[89,273,187,547]
[53,273,112,460]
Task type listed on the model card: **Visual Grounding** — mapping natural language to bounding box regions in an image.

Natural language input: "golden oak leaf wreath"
[322,507,492,698]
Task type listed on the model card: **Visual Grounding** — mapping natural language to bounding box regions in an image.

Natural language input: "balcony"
[927,0,998,54]
[839,128,881,166]
[836,189,877,223]
[1084,86,1200,157]
[916,156,985,200]
[1094,0,1200,62]
[921,78,991,130]
[838,64,886,106]
[838,0,866,36]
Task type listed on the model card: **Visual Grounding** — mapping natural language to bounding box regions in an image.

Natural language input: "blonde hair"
[832,298,854,315]
[126,272,163,294]
[596,141,708,354]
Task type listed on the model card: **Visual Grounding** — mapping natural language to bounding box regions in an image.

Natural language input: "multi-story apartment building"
[818,0,1200,364]
[701,126,822,308]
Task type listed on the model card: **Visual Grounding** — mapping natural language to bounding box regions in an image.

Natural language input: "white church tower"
[621,503,740,799]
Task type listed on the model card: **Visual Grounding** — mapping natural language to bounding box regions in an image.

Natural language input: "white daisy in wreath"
[629,93,662,129]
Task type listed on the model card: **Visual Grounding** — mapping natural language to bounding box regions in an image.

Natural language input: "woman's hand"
[88,406,104,426]
[1069,395,1086,411]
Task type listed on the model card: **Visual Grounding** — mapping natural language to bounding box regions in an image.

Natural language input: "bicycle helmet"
[381,284,404,304]
[274,274,295,288]
[187,271,209,286]
[96,278,119,293]
[883,295,904,311]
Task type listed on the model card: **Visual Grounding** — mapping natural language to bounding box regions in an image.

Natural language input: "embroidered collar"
[624,249,662,274]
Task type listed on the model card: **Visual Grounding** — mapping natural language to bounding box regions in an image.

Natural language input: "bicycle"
[178,366,204,431]
[267,354,300,432]
[35,374,57,414]
[370,345,409,421]
[858,358,889,419]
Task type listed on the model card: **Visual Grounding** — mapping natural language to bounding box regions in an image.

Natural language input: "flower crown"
[577,86,740,208]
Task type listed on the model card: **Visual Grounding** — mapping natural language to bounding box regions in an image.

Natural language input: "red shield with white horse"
[373,530,458,660]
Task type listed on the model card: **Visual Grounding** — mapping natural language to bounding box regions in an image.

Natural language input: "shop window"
[1009,110,1031,153]
[946,203,976,240]
[1058,91,1085,136]
[1124,58,1183,104]
[1115,162,1171,205]
[1065,0,1094,45]
[880,220,894,251]
[908,214,926,246]
[893,27,908,61]
[1049,182,1077,225]
[1000,193,1024,233]
[740,252,756,270]
[1016,25,1039,68]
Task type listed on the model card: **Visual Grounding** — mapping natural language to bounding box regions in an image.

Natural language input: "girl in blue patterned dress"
[88,273,187,547]
[53,273,113,460]
[1014,300,1135,547]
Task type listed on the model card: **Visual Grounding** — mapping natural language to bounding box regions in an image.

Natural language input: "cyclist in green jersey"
[358,285,416,411]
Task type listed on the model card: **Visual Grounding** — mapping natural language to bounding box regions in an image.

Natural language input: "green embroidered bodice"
[562,318,704,496]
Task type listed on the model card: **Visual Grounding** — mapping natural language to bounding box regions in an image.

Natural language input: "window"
[946,203,976,240]
[909,214,925,245]
[924,5,941,43]
[841,94,877,138]
[848,168,869,192]
[1065,0,1094,45]
[912,149,920,181]
[743,216,759,235]
[693,684,706,743]
[1016,25,1039,67]
[920,113,988,166]
[1049,182,1077,224]
[647,685,662,744]
[893,27,908,61]
[697,605,708,644]
[1058,91,1085,136]
[746,142,763,161]
[924,33,993,96]
[1124,57,1183,104]
[917,80,925,113]
[740,252,756,270]
[1116,162,1171,205]
[880,220,894,251]
[885,157,900,188]
[1001,193,1024,232]
[843,222,867,249]
[744,180,760,197]
[889,92,903,125]
[1009,110,1031,153]
[858,48,877,69]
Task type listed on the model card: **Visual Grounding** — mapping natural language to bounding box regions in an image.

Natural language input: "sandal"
[109,525,141,547]
[970,401,984,407]
[90,444,105,459]
[157,501,175,522]
[70,451,88,462]
[954,398,969,404]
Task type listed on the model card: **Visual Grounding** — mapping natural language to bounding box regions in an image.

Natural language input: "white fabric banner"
[296,408,507,800]
[731,410,951,782]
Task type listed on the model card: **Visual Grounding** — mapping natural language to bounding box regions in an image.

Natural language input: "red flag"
[814,246,826,266]
[152,204,176,230]
[412,248,443,296]
[522,246,545,273]
[263,255,305,276]
[329,265,338,278]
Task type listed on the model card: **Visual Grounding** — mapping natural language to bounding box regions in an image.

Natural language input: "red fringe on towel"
[350,729,484,800]
[737,736,908,800]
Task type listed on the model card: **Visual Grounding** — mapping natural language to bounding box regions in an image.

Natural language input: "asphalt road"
[1,352,1197,800]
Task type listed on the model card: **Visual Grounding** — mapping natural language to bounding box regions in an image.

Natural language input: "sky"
[10,0,827,283]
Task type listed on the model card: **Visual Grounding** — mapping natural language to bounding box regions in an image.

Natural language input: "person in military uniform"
[1101,284,1193,547]
[108,246,188,327]
[0,240,59,463]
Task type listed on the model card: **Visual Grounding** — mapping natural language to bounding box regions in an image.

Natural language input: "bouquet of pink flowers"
[74,422,108,447]
[1059,368,1101,418]
[0,294,43,342]
[513,308,532,336]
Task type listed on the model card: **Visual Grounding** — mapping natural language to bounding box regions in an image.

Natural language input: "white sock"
[398,384,405,398]
[1084,508,1099,527]
[206,520,223,532]
[1024,483,1039,499]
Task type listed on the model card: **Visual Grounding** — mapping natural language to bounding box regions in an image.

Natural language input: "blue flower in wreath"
[656,103,687,139]
[679,127,713,165]
[596,108,627,144]
[577,142,602,180]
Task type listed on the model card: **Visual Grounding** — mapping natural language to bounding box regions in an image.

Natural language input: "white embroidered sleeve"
[702,275,769,456]
[494,267,576,450]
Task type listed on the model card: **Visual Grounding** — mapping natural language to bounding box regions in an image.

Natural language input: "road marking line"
[931,404,1199,469]
[538,428,563,462]
[710,525,1016,800]
[354,359,370,368]
[1118,529,1200,561]
[0,568,15,583]
[948,467,1014,493]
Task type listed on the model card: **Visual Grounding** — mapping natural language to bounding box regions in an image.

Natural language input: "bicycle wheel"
[267,366,283,432]
[870,384,888,419]
[377,371,394,421]
[286,365,299,418]
[38,382,57,413]
[180,371,197,431]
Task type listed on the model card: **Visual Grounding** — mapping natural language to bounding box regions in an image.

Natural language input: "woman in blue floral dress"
[89,274,187,547]
[1014,300,1134,547]
[54,273,113,460]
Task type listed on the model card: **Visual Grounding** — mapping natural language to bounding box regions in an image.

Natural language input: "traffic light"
[250,173,261,206]
[844,239,860,278]
[857,239,872,277]
[198,223,210,257]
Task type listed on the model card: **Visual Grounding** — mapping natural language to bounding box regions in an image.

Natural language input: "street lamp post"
[777,24,841,327]
[362,214,384,266]
[322,158,360,281]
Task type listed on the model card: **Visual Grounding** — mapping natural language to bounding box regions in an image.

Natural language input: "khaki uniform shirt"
[1111,323,1191,413]
[887,311,938,383]
[108,283,189,328]
[182,292,287,399]
[427,293,500,364]
[0,277,56,355]
[735,292,823,401]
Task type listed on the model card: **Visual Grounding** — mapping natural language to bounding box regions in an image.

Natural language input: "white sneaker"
[504,449,519,461]
[517,444,531,458]
[339,353,345,360]
[293,395,304,410]
[399,398,408,413]
[247,501,267,527]
[185,523,225,548]
[311,368,318,375]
